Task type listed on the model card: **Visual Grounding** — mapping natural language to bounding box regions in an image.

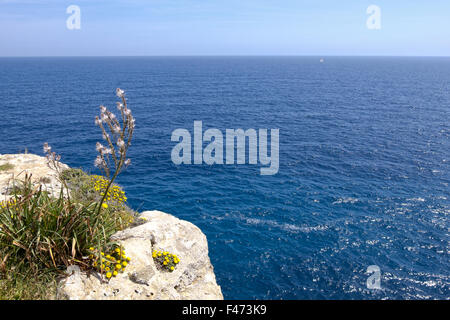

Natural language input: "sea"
[0,56,448,299]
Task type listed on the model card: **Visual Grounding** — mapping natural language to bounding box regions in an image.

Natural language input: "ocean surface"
[0,57,449,299]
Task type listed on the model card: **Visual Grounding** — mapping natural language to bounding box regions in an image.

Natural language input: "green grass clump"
[0,270,57,300]
[0,163,14,171]
[0,175,125,299]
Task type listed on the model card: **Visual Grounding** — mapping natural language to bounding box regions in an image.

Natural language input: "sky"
[0,0,449,56]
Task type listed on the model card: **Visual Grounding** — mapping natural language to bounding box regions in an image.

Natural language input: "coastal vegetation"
[0,89,135,299]
[88,246,131,279]
[152,249,180,272]
[0,163,14,172]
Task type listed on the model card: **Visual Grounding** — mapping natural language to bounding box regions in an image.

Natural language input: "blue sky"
[0,0,449,56]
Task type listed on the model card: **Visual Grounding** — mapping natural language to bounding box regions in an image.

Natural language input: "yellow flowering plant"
[0,198,18,219]
[89,175,127,205]
[88,246,131,279]
[152,250,180,272]
[0,198,17,210]
[61,169,135,228]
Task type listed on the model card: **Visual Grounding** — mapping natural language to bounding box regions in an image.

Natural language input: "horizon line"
[0,54,449,58]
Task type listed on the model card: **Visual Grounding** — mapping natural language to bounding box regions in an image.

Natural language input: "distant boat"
[320,58,325,63]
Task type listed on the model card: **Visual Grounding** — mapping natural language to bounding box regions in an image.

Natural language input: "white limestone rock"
[0,153,69,201]
[57,210,223,300]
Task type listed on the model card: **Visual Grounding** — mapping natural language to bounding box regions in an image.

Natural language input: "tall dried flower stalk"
[94,88,135,213]
[43,142,70,200]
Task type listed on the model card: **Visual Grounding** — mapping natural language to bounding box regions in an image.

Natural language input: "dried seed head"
[116,88,125,98]
[96,142,104,152]
[112,125,121,134]
[43,142,51,154]
[94,156,103,168]
[117,138,125,149]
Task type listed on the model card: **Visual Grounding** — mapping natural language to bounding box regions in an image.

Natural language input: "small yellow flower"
[170,266,174,271]
[102,203,108,209]
[116,264,122,269]
[122,261,128,267]
[106,272,112,278]
[113,271,118,276]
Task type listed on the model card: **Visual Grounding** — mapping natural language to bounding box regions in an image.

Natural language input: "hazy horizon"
[1,0,450,57]
[1,55,450,58]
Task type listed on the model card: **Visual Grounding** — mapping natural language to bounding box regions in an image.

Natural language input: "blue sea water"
[0,57,449,299]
